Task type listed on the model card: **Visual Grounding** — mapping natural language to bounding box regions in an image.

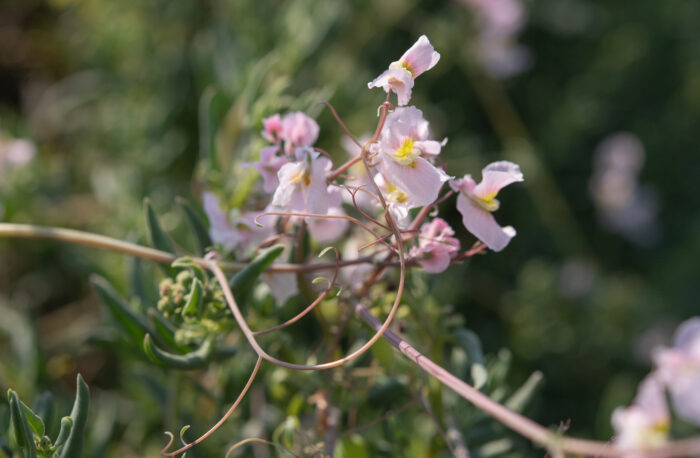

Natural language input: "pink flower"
[243,145,289,193]
[261,271,298,305]
[202,192,239,249]
[271,147,331,215]
[375,107,450,207]
[281,112,319,154]
[307,189,349,242]
[262,114,283,144]
[612,375,670,456]
[202,193,273,256]
[654,317,700,426]
[410,218,460,273]
[451,161,523,252]
[373,173,419,229]
[368,35,440,106]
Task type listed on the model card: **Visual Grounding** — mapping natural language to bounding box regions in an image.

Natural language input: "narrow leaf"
[8,390,37,458]
[181,278,204,318]
[54,417,72,448]
[19,400,44,438]
[143,334,213,370]
[147,309,190,354]
[59,374,89,458]
[144,198,176,276]
[91,275,158,346]
[229,245,284,306]
[176,197,212,255]
[30,392,51,435]
[505,371,544,413]
[453,329,488,390]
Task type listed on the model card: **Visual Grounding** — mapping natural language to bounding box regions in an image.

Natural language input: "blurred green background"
[2,0,700,456]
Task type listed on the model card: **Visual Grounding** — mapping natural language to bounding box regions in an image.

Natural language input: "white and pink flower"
[612,375,670,456]
[375,106,450,208]
[202,192,272,257]
[307,188,349,243]
[654,317,700,426]
[368,35,440,106]
[243,145,288,193]
[410,218,460,273]
[271,147,331,215]
[451,161,523,252]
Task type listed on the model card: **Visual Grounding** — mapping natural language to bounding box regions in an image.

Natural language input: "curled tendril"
[252,246,341,336]
[160,357,263,456]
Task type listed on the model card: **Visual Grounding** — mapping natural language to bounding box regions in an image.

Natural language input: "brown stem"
[354,304,700,457]
[161,357,263,456]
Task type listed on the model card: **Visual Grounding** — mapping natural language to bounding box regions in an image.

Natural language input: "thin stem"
[409,190,455,231]
[161,357,263,456]
[327,156,362,183]
[0,223,387,273]
[255,211,398,254]
[355,304,700,457]
[206,254,405,370]
[319,101,361,148]
[252,248,340,337]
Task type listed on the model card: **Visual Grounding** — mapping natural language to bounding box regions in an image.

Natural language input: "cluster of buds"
[202,35,524,300]
[157,269,229,345]
[613,317,700,454]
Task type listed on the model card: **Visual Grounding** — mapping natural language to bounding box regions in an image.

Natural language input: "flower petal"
[400,35,441,77]
[368,67,413,106]
[281,112,319,147]
[473,161,524,200]
[378,156,449,207]
[456,193,515,251]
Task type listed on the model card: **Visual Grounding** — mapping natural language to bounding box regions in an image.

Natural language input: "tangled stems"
[5,226,700,456]
[160,357,263,457]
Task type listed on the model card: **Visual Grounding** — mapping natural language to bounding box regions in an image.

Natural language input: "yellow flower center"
[386,180,409,204]
[391,138,420,167]
[289,165,312,187]
[471,193,500,212]
[389,60,414,78]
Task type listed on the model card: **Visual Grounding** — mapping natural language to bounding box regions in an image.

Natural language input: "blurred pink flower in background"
[451,161,523,252]
[368,35,440,106]
[281,111,319,154]
[612,375,670,455]
[0,137,36,184]
[261,113,283,144]
[202,192,272,257]
[589,132,660,246]
[654,317,700,427]
[460,0,532,79]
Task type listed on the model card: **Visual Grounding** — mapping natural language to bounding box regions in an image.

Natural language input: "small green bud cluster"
[157,269,230,345]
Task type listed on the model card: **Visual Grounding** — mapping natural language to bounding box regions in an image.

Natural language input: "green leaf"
[54,417,72,448]
[59,374,89,458]
[19,400,44,438]
[147,309,190,354]
[7,390,37,458]
[143,334,213,370]
[181,278,204,318]
[229,245,284,307]
[91,275,158,346]
[505,371,544,413]
[453,329,487,390]
[176,197,212,255]
[30,392,52,435]
[171,257,207,284]
[144,198,176,276]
